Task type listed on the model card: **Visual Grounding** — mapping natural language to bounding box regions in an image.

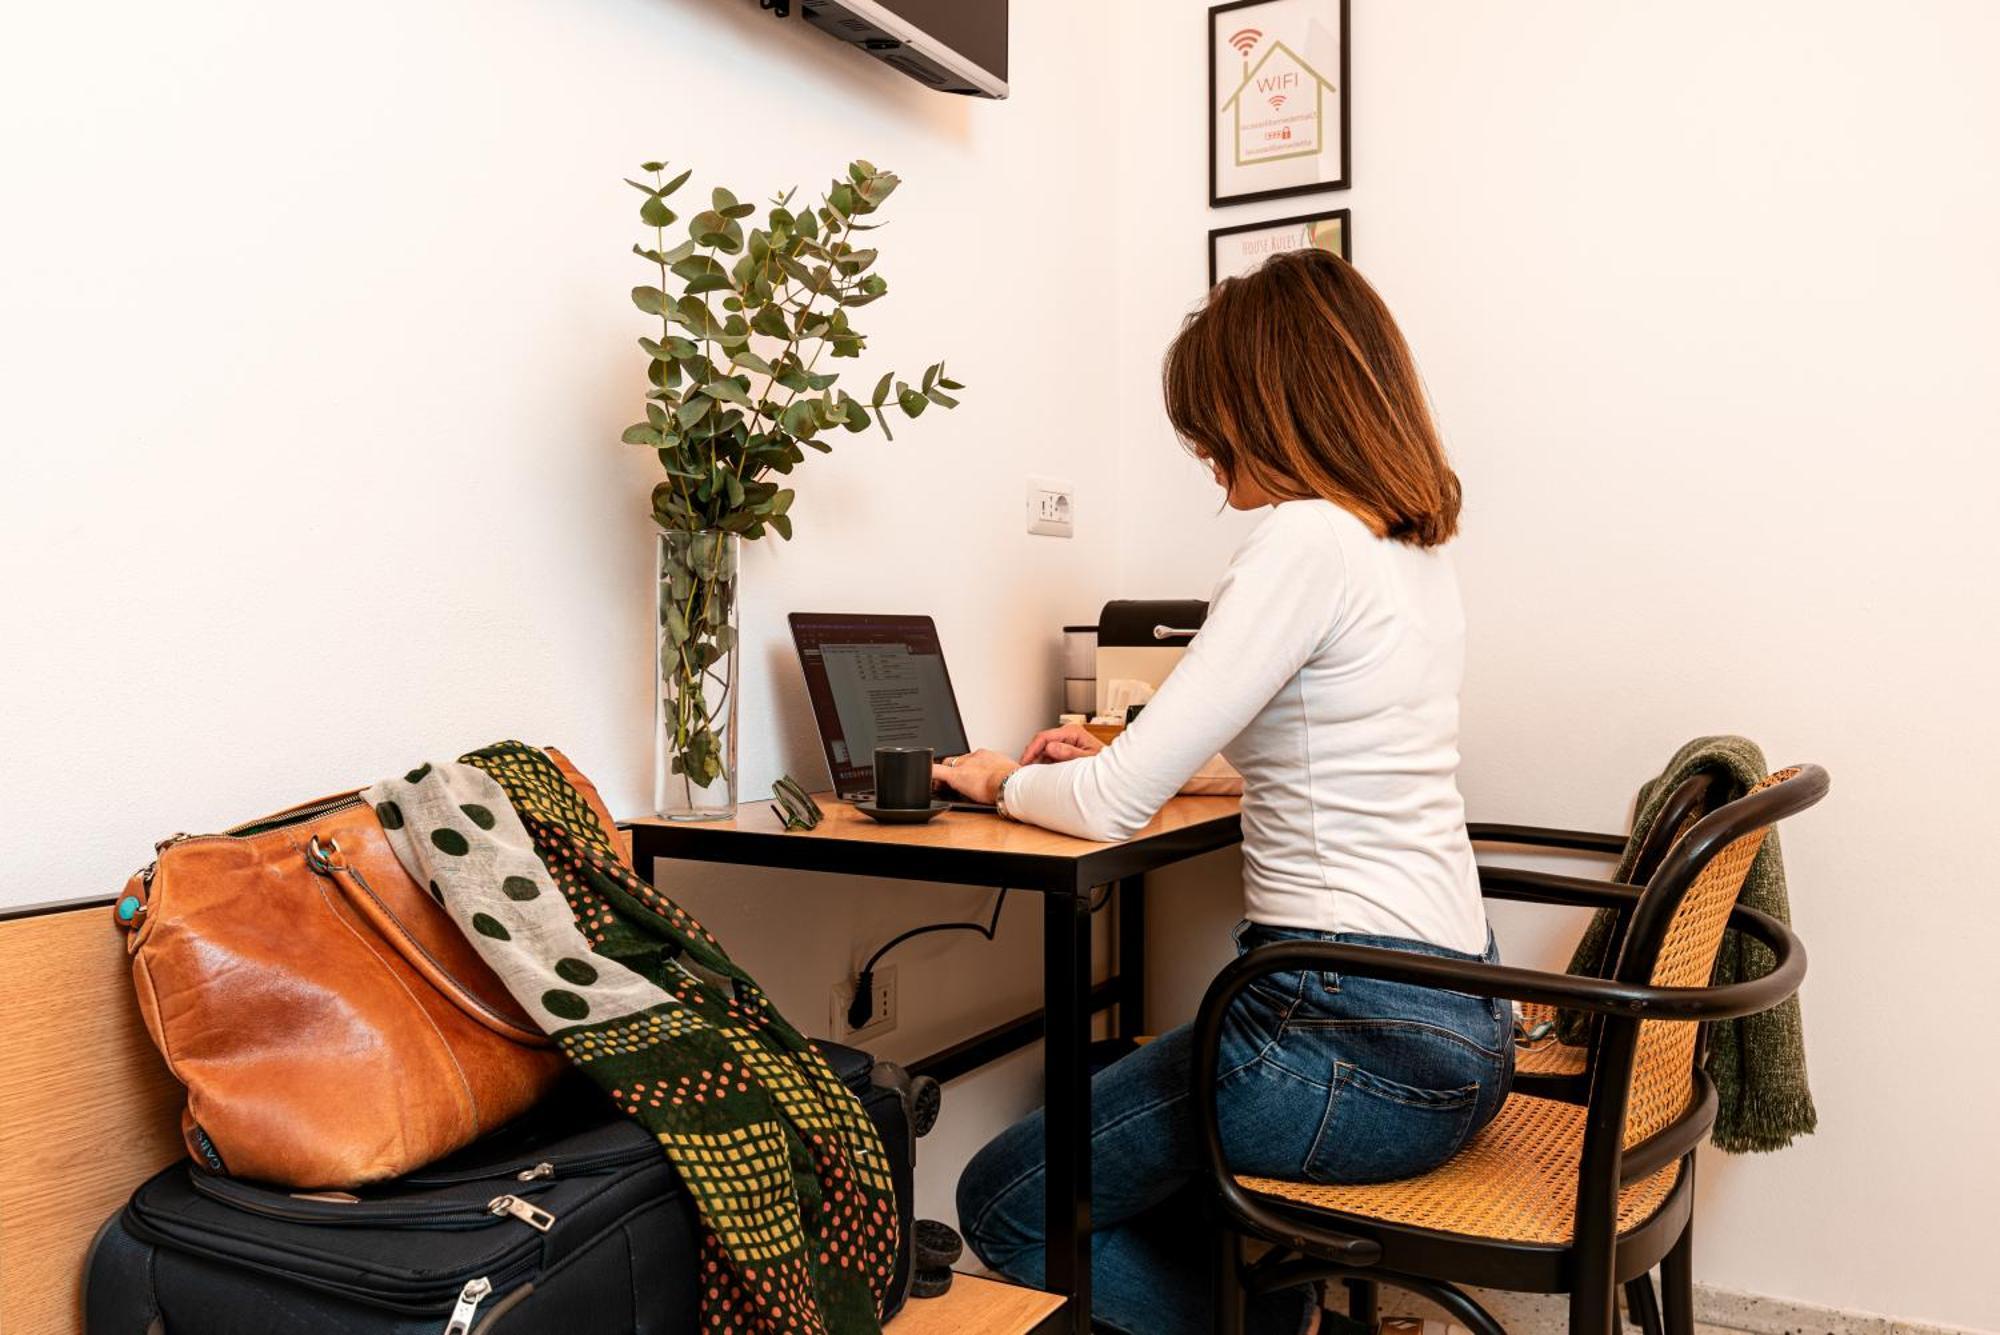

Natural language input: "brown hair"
[1163,247,1461,546]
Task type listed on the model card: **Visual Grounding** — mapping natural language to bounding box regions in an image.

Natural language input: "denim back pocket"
[1304,1062,1479,1185]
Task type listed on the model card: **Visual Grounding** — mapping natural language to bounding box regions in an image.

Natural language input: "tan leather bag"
[112,750,617,1188]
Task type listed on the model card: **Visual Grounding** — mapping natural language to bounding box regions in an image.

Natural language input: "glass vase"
[655,529,739,820]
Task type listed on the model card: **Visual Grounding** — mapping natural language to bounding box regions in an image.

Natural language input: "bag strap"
[305,834,553,1049]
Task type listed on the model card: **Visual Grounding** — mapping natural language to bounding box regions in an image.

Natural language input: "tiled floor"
[1380,1285,1743,1335]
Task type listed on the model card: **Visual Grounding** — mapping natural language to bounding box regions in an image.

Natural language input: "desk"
[627,795,1244,1335]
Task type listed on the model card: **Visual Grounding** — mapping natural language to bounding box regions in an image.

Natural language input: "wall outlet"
[829,964,898,1042]
[1027,476,1075,538]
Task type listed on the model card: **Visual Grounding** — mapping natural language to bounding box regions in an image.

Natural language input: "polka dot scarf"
[366,742,897,1335]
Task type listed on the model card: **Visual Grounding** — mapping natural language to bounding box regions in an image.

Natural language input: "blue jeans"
[956,922,1514,1335]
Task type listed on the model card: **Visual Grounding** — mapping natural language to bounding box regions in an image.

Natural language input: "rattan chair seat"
[1236,1092,1680,1246]
[1515,1041,1589,1077]
[1514,1001,1589,1077]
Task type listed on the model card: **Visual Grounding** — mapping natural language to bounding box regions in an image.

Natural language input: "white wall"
[7,0,1998,1327]
[1112,2,2000,1331]
[0,0,1124,1227]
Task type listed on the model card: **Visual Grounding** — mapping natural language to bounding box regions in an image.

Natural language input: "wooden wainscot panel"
[0,905,185,1335]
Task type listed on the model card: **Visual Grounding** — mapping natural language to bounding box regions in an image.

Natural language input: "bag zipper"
[191,1173,559,1230]
[401,1138,656,1187]
[486,1195,555,1233]
[136,795,368,885]
[443,1277,492,1335]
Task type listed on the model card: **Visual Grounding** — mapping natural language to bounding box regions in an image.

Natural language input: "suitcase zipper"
[443,1276,492,1335]
[486,1195,555,1233]
[401,1139,656,1186]
[190,1173,557,1229]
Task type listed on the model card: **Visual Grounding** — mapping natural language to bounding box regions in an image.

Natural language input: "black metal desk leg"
[1042,889,1094,1334]
[1116,876,1146,1040]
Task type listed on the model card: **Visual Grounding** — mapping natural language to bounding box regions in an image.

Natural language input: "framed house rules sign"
[1209,0,1350,205]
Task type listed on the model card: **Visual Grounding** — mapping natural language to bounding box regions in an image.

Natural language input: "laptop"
[788,613,997,811]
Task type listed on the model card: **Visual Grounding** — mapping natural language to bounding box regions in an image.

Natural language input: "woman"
[932,248,1512,1335]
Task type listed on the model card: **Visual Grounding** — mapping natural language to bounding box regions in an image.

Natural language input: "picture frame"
[1208,208,1351,287]
[1209,0,1351,206]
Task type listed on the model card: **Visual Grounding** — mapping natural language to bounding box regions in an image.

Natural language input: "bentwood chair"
[1193,765,1826,1335]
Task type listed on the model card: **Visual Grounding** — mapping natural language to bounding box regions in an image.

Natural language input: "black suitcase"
[85,1043,915,1334]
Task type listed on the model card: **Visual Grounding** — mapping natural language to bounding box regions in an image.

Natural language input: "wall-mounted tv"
[800,0,1008,99]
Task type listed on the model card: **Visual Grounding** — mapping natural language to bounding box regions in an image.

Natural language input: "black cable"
[847,884,1118,1030]
[849,889,1008,1030]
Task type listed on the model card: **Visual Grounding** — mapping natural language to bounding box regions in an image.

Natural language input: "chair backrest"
[1621,781,1777,1145]
[1624,772,1717,886]
[1589,766,1823,1151]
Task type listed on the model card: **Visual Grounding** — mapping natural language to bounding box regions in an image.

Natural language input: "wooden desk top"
[627,794,1242,894]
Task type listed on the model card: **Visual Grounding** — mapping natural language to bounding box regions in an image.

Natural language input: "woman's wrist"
[995,766,1020,820]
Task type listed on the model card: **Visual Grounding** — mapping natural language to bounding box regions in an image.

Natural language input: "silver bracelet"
[995,768,1018,821]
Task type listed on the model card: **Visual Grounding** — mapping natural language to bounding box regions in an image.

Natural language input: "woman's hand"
[1019,724,1106,766]
[933,750,1020,805]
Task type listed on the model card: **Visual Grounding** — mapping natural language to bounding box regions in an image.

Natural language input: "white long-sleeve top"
[1006,499,1487,954]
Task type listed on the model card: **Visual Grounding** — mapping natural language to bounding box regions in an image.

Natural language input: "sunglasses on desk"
[771,776,823,831]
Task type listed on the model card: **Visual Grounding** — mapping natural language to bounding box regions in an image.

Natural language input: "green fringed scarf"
[367,742,896,1334]
[1560,735,1818,1153]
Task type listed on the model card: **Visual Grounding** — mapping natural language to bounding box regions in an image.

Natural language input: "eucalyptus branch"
[626,160,966,794]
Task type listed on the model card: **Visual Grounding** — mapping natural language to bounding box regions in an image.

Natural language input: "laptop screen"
[789,614,973,797]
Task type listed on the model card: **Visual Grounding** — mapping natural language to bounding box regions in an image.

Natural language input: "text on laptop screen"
[791,615,971,795]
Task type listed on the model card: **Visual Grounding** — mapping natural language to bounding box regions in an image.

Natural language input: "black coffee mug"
[873,746,934,809]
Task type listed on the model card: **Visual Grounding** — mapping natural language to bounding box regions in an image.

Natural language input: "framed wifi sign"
[1209,0,1350,206]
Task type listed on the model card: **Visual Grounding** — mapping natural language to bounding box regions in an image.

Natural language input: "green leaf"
[640,194,676,227]
[685,273,733,295]
[751,305,791,339]
[632,286,668,315]
[639,161,665,173]
[730,348,775,375]
[622,423,663,445]
[871,372,894,405]
[769,512,793,540]
[660,167,693,196]
[701,378,755,408]
[674,295,720,336]
[691,210,730,246]
[839,395,872,434]
[898,390,928,417]
[676,397,713,429]
[672,254,725,281]
[658,450,701,478]
[780,400,820,438]
[926,387,960,409]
